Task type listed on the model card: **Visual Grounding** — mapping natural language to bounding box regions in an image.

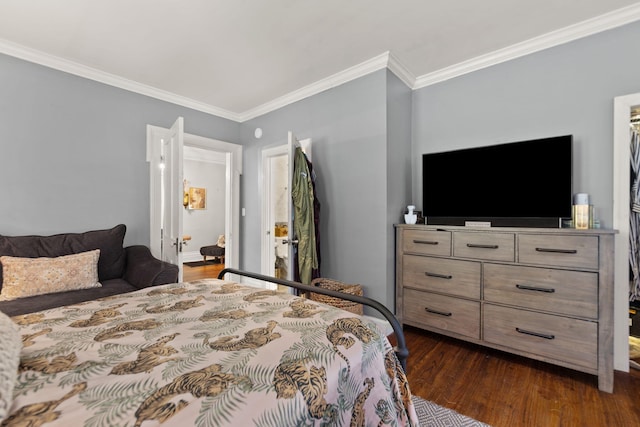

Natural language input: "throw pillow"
[0,224,127,290]
[0,249,101,301]
[0,311,21,423]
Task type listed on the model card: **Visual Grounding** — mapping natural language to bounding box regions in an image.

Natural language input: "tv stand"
[464,221,491,227]
[426,216,564,228]
[395,224,616,392]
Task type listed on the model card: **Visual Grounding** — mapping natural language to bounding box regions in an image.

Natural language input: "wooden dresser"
[395,224,616,392]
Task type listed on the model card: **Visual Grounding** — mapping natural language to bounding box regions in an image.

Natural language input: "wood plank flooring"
[183,265,640,426]
[398,326,640,427]
[182,262,224,282]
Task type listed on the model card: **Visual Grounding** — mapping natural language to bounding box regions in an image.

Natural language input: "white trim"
[184,146,226,164]
[613,92,640,372]
[260,144,288,289]
[2,4,640,121]
[0,38,241,122]
[387,51,415,89]
[239,52,391,122]
[182,250,203,263]
[146,124,169,260]
[414,3,640,89]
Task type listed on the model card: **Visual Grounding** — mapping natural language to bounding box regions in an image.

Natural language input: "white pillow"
[0,311,21,422]
[0,249,101,301]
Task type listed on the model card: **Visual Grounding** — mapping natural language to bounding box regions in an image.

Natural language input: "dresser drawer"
[518,234,598,269]
[403,229,451,256]
[404,289,480,339]
[453,231,515,262]
[403,255,481,299]
[483,304,597,370]
[484,264,598,319]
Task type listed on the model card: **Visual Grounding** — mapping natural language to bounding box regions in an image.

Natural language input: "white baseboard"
[182,250,202,263]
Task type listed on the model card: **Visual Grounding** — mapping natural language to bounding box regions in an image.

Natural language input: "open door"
[146,117,185,281]
[285,132,303,281]
[261,132,311,289]
[162,118,185,280]
[148,119,243,282]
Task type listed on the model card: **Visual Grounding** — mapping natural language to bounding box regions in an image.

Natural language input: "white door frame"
[147,125,242,273]
[613,92,640,372]
[183,133,242,271]
[260,144,287,289]
[260,136,311,287]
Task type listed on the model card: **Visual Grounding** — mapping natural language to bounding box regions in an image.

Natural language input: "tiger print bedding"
[6,278,418,426]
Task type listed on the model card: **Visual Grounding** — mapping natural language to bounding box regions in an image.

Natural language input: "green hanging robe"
[292,147,318,284]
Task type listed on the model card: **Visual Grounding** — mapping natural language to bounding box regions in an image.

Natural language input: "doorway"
[261,145,288,289]
[260,133,311,288]
[182,146,226,263]
[613,92,640,372]
[147,120,242,281]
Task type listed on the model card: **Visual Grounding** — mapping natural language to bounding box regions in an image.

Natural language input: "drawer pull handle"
[425,307,452,317]
[516,327,555,340]
[466,244,499,249]
[515,284,555,293]
[425,272,453,280]
[414,239,438,245]
[535,247,577,254]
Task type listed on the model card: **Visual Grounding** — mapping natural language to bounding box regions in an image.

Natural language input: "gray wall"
[239,70,409,308]
[386,71,413,307]
[3,18,639,314]
[0,53,239,246]
[412,21,640,228]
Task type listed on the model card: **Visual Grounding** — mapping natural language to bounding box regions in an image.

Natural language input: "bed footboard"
[218,268,408,371]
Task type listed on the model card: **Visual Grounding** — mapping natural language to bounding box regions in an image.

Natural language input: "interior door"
[286,132,314,283]
[261,132,311,288]
[285,132,302,281]
[161,117,185,280]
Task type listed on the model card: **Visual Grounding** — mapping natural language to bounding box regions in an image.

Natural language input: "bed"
[1,268,417,426]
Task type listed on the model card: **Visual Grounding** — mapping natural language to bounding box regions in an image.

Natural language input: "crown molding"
[2,3,640,122]
[0,38,242,122]
[387,51,415,89]
[414,2,640,89]
[239,52,391,122]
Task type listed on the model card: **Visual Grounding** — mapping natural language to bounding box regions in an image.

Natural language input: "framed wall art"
[188,187,206,210]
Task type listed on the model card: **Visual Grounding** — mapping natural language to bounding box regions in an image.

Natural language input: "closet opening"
[630,106,640,370]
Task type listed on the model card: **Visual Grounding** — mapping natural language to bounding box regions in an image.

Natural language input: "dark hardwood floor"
[183,264,640,426]
[398,326,640,427]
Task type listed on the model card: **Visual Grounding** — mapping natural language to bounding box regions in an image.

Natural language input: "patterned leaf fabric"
[7,279,418,426]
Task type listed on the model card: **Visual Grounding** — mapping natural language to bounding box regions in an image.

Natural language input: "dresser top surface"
[395,224,617,235]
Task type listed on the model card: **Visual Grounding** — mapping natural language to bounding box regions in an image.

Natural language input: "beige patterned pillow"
[0,250,101,301]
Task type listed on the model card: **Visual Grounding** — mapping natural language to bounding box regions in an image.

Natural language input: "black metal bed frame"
[217,268,408,371]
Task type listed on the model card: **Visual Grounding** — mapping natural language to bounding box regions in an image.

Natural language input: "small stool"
[200,245,225,264]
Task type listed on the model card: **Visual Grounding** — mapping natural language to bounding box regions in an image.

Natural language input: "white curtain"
[630,128,640,301]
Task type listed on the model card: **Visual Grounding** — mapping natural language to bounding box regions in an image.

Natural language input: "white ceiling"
[1,1,640,121]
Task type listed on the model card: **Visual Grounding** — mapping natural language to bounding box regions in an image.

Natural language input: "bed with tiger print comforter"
[5,278,418,426]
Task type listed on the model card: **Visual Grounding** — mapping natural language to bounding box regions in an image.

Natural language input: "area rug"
[412,395,491,427]
[183,260,222,267]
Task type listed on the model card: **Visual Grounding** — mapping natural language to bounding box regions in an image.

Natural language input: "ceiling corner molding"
[387,52,415,88]
[0,38,241,122]
[414,3,640,89]
[239,52,391,122]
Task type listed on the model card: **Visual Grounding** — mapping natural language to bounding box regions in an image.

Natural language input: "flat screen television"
[422,135,573,228]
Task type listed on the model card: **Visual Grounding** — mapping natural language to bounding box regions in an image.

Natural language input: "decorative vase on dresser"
[395,224,616,392]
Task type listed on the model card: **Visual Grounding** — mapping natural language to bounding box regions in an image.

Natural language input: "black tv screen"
[422,135,573,228]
